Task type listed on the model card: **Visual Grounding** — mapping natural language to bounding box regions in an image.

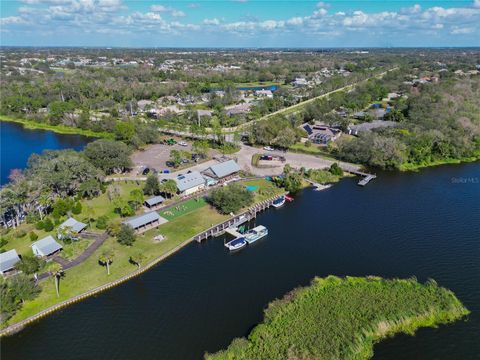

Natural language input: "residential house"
[254,89,273,98]
[58,217,87,240]
[292,77,308,87]
[302,123,341,145]
[225,103,252,117]
[348,120,397,136]
[174,171,206,196]
[0,249,21,276]
[32,235,63,257]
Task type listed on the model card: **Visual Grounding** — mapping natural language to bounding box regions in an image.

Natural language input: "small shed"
[145,195,165,210]
[0,249,21,275]
[32,236,63,257]
[59,217,87,234]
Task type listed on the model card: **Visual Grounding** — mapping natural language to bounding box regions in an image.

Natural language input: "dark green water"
[2,162,479,360]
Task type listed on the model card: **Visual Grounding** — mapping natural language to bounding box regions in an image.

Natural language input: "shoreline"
[0,193,284,337]
[0,116,113,139]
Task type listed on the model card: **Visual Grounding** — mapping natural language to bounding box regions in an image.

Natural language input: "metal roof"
[32,235,63,256]
[0,249,21,273]
[175,171,206,192]
[59,217,87,233]
[208,160,241,179]
[145,195,165,207]
[123,211,161,229]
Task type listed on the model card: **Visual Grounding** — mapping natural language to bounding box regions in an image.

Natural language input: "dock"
[192,194,285,243]
[358,174,376,186]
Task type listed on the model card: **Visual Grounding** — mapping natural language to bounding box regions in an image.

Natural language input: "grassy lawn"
[159,197,207,220]
[289,142,337,160]
[3,178,282,328]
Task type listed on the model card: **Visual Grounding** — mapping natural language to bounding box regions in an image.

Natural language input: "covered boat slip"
[244,225,268,244]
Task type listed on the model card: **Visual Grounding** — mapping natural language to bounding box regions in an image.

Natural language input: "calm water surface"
[1,160,479,359]
[0,121,93,185]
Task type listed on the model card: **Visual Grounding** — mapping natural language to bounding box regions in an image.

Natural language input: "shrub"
[35,220,45,230]
[96,216,109,230]
[29,231,38,242]
[15,255,45,274]
[329,162,344,176]
[208,183,254,214]
[43,218,54,232]
[72,201,82,215]
[117,224,136,246]
[14,229,27,239]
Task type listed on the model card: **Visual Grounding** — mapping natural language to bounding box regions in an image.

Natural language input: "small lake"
[0,121,94,185]
[2,161,479,360]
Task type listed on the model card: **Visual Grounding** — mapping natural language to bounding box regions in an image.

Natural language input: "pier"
[192,194,285,243]
[357,174,377,186]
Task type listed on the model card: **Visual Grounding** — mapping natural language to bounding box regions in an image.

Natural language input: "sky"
[1,0,479,47]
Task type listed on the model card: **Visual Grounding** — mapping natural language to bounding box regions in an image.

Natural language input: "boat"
[285,195,294,202]
[272,196,286,208]
[224,237,247,251]
[314,184,332,191]
[244,225,268,244]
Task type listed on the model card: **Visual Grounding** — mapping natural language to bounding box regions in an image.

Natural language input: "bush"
[96,216,109,230]
[329,162,344,176]
[117,224,136,246]
[304,140,312,148]
[43,218,54,232]
[14,229,27,239]
[29,231,38,242]
[15,255,45,274]
[72,201,82,215]
[35,220,45,230]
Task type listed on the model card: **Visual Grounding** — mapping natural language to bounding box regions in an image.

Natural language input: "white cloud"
[151,4,185,17]
[474,0,480,9]
[151,5,168,12]
[451,26,475,34]
[0,16,29,25]
[286,17,303,26]
[203,18,220,25]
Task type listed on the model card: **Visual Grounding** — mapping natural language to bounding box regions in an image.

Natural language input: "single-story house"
[58,217,87,237]
[174,171,206,196]
[202,160,241,180]
[32,235,63,257]
[123,211,166,233]
[254,89,273,98]
[292,77,308,87]
[0,249,21,276]
[144,195,165,210]
[348,120,397,136]
[302,123,341,145]
[225,103,252,116]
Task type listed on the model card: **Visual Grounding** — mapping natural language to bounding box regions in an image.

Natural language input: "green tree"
[43,218,54,232]
[49,263,64,297]
[117,224,136,246]
[15,255,45,275]
[169,149,183,168]
[284,173,303,193]
[84,139,132,174]
[208,183,254,214]
[192,140,210,159]
[114,122,135,143]
[144,174,160,195]
[29,231,38,242]
[329,163,344,176]
[98,249,115,275]
[8,274,40,304]
[159,179,178,198]
[130,252,146,269]
[129,189,144,210]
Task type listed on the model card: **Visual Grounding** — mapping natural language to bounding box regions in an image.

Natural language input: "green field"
[159,197,207,220]
[207,276,469,360]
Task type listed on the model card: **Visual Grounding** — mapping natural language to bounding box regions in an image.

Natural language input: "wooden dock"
[358,174,377,186]
[192,194,285,243]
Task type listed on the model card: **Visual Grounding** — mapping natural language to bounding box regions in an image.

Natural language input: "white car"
[263,146,274,151]
[178,141,188,147]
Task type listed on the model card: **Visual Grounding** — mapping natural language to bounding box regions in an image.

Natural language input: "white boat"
[244,225,268,244]
[272,196,285,208]
[224,237,247,251]
[314,184,332,191]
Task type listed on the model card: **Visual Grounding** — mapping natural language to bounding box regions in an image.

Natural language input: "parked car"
[181,158,189,164]
[166,161,174,167]
[162,169,170,174]
[263,146,274,151]
[178,141,188,147]
[142,167,150,175]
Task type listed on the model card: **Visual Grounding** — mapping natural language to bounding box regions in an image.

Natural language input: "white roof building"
[32,236,63,257]
[0,249,21,275]
[174,171,206,195]
[59,217,87,234]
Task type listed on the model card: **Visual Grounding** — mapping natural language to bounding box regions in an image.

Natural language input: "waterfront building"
[123,211,167,233]
[32,236,63,257]
[174,171,206,196]
[0,249,21,276]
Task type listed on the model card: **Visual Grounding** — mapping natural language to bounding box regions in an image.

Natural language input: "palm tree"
[129,253,146,269]
[50,263,64,298]
[99,249,115,275]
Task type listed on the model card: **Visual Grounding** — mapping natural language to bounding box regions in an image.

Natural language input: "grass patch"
[159,197,207,220]
[238,178,284,202]
[0,115,113,139]
[289,142,337,160]
[207,276,469,360]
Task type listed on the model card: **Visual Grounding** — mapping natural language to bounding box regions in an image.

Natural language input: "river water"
[2,160,479,359]
[0,121,93,185]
